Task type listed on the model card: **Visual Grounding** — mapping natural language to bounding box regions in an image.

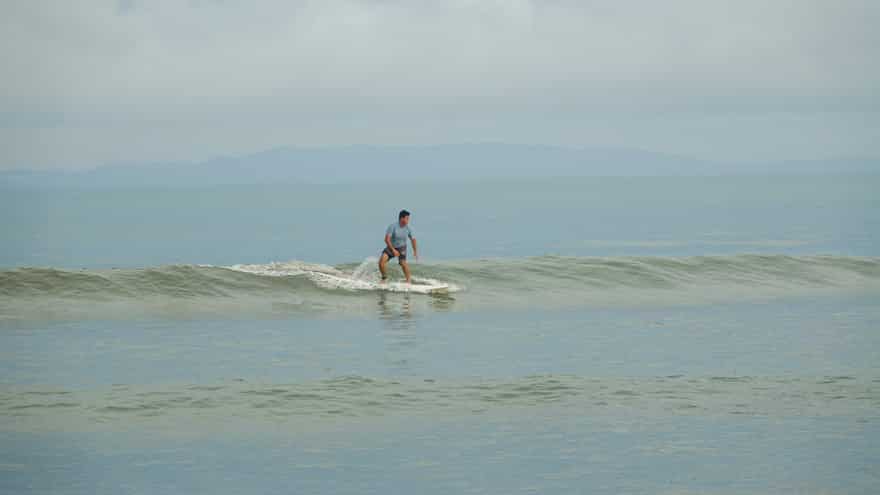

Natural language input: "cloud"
[1,0,878,168]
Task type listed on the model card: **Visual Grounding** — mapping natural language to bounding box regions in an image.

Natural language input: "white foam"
[225,261,344,278]
[222,258,460,294]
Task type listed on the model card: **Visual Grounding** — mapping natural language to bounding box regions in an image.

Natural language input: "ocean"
[1,175,879,494]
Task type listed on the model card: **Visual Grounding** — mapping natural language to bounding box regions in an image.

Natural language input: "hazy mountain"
[2,144,877,188]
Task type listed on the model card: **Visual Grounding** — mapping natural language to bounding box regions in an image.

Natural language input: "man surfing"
[379,209,419,283]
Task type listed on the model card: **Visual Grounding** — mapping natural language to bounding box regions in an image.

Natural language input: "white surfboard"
[307,272,452,294]
[382,278,450,294]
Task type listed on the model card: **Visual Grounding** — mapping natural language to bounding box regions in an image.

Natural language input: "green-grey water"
[2,176,879,494]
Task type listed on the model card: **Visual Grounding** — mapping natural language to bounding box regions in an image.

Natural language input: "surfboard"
[307,272,451,294]
[381,278,450,294]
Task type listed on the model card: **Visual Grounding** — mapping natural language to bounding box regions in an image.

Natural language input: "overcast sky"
[2,0,878,170]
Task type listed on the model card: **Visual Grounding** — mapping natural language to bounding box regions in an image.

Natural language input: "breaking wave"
[1,255,878,321]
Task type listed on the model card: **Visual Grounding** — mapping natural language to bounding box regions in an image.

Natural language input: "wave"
[2,255,879,320]
[0,260,459,300]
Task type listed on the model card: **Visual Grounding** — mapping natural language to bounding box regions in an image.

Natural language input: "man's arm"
[385,234,399,256]
[411,237,418,260]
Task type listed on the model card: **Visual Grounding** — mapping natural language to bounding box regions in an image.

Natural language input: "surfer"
[379,209,419,283]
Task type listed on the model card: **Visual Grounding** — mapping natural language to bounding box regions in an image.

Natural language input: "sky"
[1,0,879,170]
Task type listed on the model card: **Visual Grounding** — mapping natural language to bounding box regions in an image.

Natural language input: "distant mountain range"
[3,144,878,188]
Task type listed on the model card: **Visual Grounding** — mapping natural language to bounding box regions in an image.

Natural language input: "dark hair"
[399,209,410,220]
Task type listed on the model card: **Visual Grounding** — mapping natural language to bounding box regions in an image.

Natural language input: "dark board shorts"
[382,245,407,262]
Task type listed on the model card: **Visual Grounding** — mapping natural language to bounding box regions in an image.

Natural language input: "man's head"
[398,209,410,226]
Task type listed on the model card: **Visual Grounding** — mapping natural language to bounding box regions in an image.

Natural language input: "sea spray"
[351,257,380,282]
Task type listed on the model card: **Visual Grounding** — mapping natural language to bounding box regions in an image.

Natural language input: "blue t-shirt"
[386,223,414,248]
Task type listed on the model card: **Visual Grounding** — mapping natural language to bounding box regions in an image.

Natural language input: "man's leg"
[379,252,390,281]
[399,260,411,283]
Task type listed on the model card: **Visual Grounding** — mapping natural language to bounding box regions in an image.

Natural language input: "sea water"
[1,176,879,494]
